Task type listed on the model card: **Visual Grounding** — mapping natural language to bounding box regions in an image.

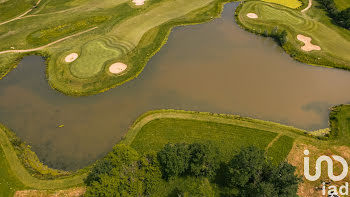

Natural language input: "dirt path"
[0,27,97,55]
[0,0,42,26]
[301,0,312,12]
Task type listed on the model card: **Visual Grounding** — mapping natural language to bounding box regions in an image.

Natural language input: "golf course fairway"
[2,0,350,196]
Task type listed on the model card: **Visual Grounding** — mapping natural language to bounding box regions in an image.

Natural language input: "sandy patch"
[247,13,258,19]
[109,62,127,74]
[297,35,321,52]
[132,0,146,5]
[14,187,86,197]
[65,53,79,63]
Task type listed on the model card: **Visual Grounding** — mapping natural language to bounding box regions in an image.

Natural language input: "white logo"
[304,149,348,181]
[304,150,349,196]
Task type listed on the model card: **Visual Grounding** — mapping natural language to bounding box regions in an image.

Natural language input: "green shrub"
[224,146,301,197]
[85,144,162,196]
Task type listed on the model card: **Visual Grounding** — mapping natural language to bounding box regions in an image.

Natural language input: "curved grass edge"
[120,109,321,147]
[234,1,350,71]
[0,125,87,190]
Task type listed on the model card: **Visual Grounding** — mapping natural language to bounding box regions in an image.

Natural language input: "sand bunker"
[132,0,145,5]
[65,53,79,63]
[247,13,258,19]
[109,62,127,74]
[297,35,321,52]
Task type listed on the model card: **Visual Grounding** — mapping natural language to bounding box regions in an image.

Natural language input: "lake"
[1,3,350,170]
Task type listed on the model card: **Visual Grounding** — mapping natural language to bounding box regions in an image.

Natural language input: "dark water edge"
[1,3,350,170]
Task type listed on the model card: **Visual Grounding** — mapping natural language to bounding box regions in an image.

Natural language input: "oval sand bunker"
[247,13,258,19]
[132,0,145,5]
[109,63,127,74]
[65,53,79,63]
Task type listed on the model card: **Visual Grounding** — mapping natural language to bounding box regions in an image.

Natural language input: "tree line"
[316,0,350,29]
[84,143,301,196]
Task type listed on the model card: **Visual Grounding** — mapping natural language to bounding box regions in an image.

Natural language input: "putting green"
[237,1,350,67]
[70,40,122,78]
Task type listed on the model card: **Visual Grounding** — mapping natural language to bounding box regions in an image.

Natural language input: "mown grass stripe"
[267,135,295,164]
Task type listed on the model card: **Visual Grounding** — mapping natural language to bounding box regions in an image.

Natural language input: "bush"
[170,178,215,197]
[85,144,162,196]
[188,143,219,178]
[157,143,191,180]
[317,0,350,29]
[157,143,220,180]
[224,146,301,197]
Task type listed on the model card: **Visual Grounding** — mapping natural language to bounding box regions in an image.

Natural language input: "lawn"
[236,0,350,70]
[262,0,302,8]
[334,0,350,10]
[267,135,295,164]
[0,0,35,23]
[70,40,122,78]
[329,105,350,146]
[0,147,26,197]
[130,118,278,161]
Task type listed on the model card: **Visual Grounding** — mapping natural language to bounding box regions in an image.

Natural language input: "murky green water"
[1,3,350,170]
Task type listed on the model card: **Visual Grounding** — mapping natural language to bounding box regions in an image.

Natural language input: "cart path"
[301,0,312,12]
[0,27,98,55]
[0,0,42,26]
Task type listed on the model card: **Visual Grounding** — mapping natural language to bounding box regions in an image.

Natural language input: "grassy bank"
[235,0,350,70]
[0,125,87,195]
[2,106,350,195]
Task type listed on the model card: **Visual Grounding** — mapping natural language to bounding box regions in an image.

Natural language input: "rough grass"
[334,0,350,10]
[261,0,302,8]
[329,105,350,146]
[0,147,26,197]
[236,0,350,70]
[0,0,35,22]
[131,118,278,161]
[267,135,295,164]
[26,16,109,46]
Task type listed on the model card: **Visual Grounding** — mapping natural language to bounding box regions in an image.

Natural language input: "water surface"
[1,3,350,170]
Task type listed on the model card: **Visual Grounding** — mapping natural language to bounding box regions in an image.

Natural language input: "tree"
[188,143,219,178]
[157,143,191,180]
[85,144,162,197]
[224,146,301,197]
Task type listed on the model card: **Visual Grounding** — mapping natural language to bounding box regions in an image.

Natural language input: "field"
[334,0,350,10]
[262,0,302,8]
[236,0,350,70]
[0,148,26,197]
[130,118,278,160]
